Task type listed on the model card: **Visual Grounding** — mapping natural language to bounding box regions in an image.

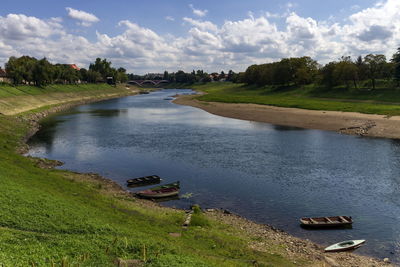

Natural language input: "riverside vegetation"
[0,83,310,266]
[183,82,400,116]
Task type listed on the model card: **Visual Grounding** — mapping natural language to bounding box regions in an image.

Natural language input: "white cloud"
[0,14,64,41]
[1,0,400,73]
[165,16,175,21]
[66,7,99,27]
[189,4,208,17]
[183,17,218,32]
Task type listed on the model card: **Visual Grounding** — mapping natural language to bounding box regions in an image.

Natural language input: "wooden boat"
[135,181,180,199]
[300,216,352,228]
[148,181,180,191]
[136,187,179,199]
[126,175,161,186]
[325,240,365,252]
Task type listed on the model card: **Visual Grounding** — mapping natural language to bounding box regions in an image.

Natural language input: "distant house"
[0,68,11,83]
[69,64,80,71]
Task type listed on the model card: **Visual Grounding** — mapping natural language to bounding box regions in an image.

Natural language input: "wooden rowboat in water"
[300,216,352,228]
[325,240,365,252]
[135,181,180,199]
[136,187,179,199]
[126,175,161,187]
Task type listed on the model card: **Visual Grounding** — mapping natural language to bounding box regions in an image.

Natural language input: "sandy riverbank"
[173,94,400,139]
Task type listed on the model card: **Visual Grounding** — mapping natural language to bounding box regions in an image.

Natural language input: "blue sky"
[0,0,397,73]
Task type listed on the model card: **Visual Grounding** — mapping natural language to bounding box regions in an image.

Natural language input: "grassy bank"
[0,83,137,115]
[188,83,400,116]
[0,84,306,266]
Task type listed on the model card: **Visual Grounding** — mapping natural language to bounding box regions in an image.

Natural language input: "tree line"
[3,56,128,86]
[128,69,238,83]
[242,49,400,90]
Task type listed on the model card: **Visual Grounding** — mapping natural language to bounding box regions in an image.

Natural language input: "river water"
[28,89,400,262]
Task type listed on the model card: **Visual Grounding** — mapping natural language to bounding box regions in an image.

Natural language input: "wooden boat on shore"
[136,186,179,199]
[126,175,161,187]
[300,216,352,228]
[325,240,365,252]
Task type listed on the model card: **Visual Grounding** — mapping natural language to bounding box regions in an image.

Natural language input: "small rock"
[383,258,390,263]
[223,209,231,214]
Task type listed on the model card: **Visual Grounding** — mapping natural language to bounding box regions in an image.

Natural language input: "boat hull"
[135,181,180,199]
[127,175,161,187]
[300,216,352,228]
[136,188,179,199]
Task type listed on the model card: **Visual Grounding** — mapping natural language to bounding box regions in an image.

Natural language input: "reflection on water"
[273,125,305,131]
[88,109,128,117]
[28,89,400,262]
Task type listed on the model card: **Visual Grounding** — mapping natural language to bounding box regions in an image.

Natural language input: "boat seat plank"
[339,216,348,223]
[325,217,333,223]
[309,218,318,224]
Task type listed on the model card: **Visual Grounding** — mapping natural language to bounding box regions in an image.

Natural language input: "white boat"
[324,240,366,252]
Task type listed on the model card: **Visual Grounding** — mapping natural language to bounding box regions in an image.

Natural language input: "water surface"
[28,89,400,262]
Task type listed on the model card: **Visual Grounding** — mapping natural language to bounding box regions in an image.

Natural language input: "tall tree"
[333,56,359,89]
[163,71,169,80]
[32,58,53,86]
[364,54,386,90]
[391,48,400,86]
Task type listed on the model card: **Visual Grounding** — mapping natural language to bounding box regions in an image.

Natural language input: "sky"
[0,0,398,74]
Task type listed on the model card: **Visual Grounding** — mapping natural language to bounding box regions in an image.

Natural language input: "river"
[28,89,400,262]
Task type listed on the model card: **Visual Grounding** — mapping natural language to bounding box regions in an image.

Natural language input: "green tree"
[5,56,24,85]
[116,67,128,83]
[364,54,386,89]
[163,71,169,80]
[89,58,115,81]
[391,48,400,86]
[333,56,359,89]
[79,68,88,82]
[319,61,338,88]
[86,70,102,83]
[32,58,53,86]
[274,59,292,85]
[227,70,235,81]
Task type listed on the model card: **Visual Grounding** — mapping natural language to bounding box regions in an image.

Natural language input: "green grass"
[0,84,115,98]
[190,82,400,116]
[0,84,134,115]
[0,85,303,266]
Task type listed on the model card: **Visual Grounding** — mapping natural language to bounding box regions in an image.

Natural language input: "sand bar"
[174,94,400,139]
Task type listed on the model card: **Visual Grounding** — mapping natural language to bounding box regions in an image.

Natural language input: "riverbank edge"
[172,91,400,140]
[10,89,393,266]
[17,89,137,153]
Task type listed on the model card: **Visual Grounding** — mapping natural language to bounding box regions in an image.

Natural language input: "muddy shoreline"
[173,94,400,139]
[19,91,395,266]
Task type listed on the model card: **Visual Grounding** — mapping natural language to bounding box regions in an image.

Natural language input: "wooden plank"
[339,216,348,223]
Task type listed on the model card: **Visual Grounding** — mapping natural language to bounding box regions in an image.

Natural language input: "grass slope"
[190,83,400,116]
[0,84,301,266]
[0,84,134,115]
